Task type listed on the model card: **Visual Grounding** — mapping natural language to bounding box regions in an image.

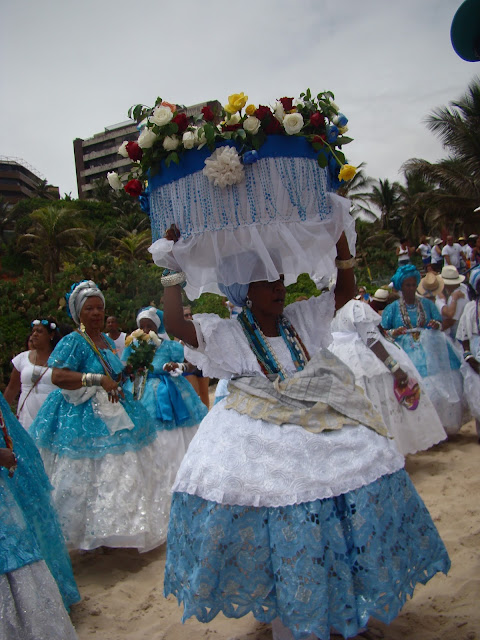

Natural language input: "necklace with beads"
[237,308,310,379]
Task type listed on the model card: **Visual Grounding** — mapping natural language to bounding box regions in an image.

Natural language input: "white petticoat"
[173,403,404,508]
[39,425,197,552]
[0,561,77,640]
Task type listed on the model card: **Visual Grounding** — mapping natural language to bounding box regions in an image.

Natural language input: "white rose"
[138,128,157,149]
[107,172,123,190]
[193,127,207,148]
[118,141,129,158]
[226,113,241,125]
[330,101,339,113]
[148,331,161,346]
[150,105,174,127]
[283,113,304,135]
[182,131,195,149]
[243,116,261,135]
[274,102,285,123]
[163,135,180,151]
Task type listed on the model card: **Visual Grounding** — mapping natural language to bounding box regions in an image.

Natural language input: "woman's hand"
[0,448,17,472]
[467,357,480,375]
[393,368,409,387]
[427,319,441,330]
[165,224,180,242]
[100,375,124,403]
[391,327,407,338]
[163,361,179,372]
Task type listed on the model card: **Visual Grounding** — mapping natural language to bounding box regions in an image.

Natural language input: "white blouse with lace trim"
[174,293,404,508]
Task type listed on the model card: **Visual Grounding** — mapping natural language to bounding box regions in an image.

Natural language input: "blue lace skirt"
[164,469,450,640]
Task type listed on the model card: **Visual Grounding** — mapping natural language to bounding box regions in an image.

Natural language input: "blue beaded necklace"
[237,308,310,379]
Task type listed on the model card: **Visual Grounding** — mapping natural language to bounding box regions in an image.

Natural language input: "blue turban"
[391,264,421,291]
[469,266,480,294]
[218,282,249,308]
[66,280,105,325]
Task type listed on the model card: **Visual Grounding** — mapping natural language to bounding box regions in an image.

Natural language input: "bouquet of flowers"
[124,329,161,400]
[107,89,356,197]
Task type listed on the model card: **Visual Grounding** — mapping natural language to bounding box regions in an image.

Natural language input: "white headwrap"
[67,280,105,325]
[136,307,160,329]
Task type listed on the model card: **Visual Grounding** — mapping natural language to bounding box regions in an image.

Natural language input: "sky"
[1,0,478,198]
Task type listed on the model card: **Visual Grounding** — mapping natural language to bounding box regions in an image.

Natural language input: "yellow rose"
[245,104,256,116]
[339,125,349,134]
[125,334,133,347]
[338,164,357,182]
[224,92,248,114]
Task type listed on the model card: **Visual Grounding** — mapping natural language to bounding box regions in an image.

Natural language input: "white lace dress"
[174,293,405,506]
[456,300,480,422]
[329,300,446,455]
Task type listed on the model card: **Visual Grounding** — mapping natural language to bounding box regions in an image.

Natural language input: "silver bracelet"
[335,256,356,270]
[86,373,103,387]
[161,271,186,288]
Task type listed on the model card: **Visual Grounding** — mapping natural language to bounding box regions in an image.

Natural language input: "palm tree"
[113,229,152,263]
[361,178,403,232]
[403,77,480,231]
[18,205,89,284]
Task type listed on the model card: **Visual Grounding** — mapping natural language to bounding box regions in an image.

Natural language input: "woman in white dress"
[329,298,447,455]
[4,318,60,429]
[161,231,450,640]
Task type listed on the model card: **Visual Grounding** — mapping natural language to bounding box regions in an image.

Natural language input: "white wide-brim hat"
[440,265,465,285]
[417,272,444,296]
[371,288,390,302]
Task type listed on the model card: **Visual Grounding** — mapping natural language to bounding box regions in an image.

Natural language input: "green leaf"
[169,152,180,166]
[336,136,353,146]
[317,153,328,168]
[335,151,346,165]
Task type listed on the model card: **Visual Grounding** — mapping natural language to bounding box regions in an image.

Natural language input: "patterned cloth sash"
[225,348,389,437]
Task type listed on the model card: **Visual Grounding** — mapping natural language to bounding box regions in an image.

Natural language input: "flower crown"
[108,90,356,198]
[31,319,57,330]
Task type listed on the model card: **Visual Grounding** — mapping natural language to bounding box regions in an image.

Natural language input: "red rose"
[126,141,143,162]
[173,113,188,133]
[265,117,282,134]
[310,112,325,128]
[279,97,294,111]
[201,105,215,122]
[255,105,272,121]
[312,134,326,145]
[221,123,242,132]
[124,179,143,198]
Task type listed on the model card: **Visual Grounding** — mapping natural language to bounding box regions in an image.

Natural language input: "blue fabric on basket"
[29,332,158,459]
[122,340,207,431]
[164,469,450,640]
[0,393,80,609]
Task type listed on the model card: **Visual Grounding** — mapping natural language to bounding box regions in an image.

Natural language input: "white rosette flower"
[163,135,180,151]
[118,141,129,158]
[283,112,304,135]
[226,113,241,125]
[274,102,285,123]
[107,172,123,190]
[138,127,157,149]
[243,116,261,135]
[182,131,195,149]
[150,105,174,127]
[203,147,245,188]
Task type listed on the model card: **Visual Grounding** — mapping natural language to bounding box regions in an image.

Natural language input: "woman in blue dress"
[381,264,465,434]
[0,392,79,639]
[30,280,177,552]
[122,307,207,488]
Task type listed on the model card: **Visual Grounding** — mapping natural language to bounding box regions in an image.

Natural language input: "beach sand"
[70,419,480,640]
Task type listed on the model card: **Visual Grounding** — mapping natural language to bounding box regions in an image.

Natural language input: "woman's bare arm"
[163,285,198,347]
[334,232,355,311]
[3,368,21,405]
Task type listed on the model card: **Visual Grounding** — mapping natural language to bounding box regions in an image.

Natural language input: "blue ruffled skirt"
[165,469,450,640]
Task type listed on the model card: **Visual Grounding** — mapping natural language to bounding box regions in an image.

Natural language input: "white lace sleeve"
[456,301,477,342]
[284,290,335,354]
[184,314,263,379]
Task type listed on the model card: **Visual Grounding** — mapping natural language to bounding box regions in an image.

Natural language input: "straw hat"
[440,265,465,285]
[371,289,390,302]
[417,272,444,296]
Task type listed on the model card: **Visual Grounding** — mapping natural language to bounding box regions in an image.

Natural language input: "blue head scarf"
[391,264,421,292]
[65,280,105,325]
[469,266,480,294]
[136,306,165,333]
[218,282,249,308]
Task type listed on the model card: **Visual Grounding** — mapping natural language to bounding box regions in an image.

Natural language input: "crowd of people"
[2,229,478,638]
